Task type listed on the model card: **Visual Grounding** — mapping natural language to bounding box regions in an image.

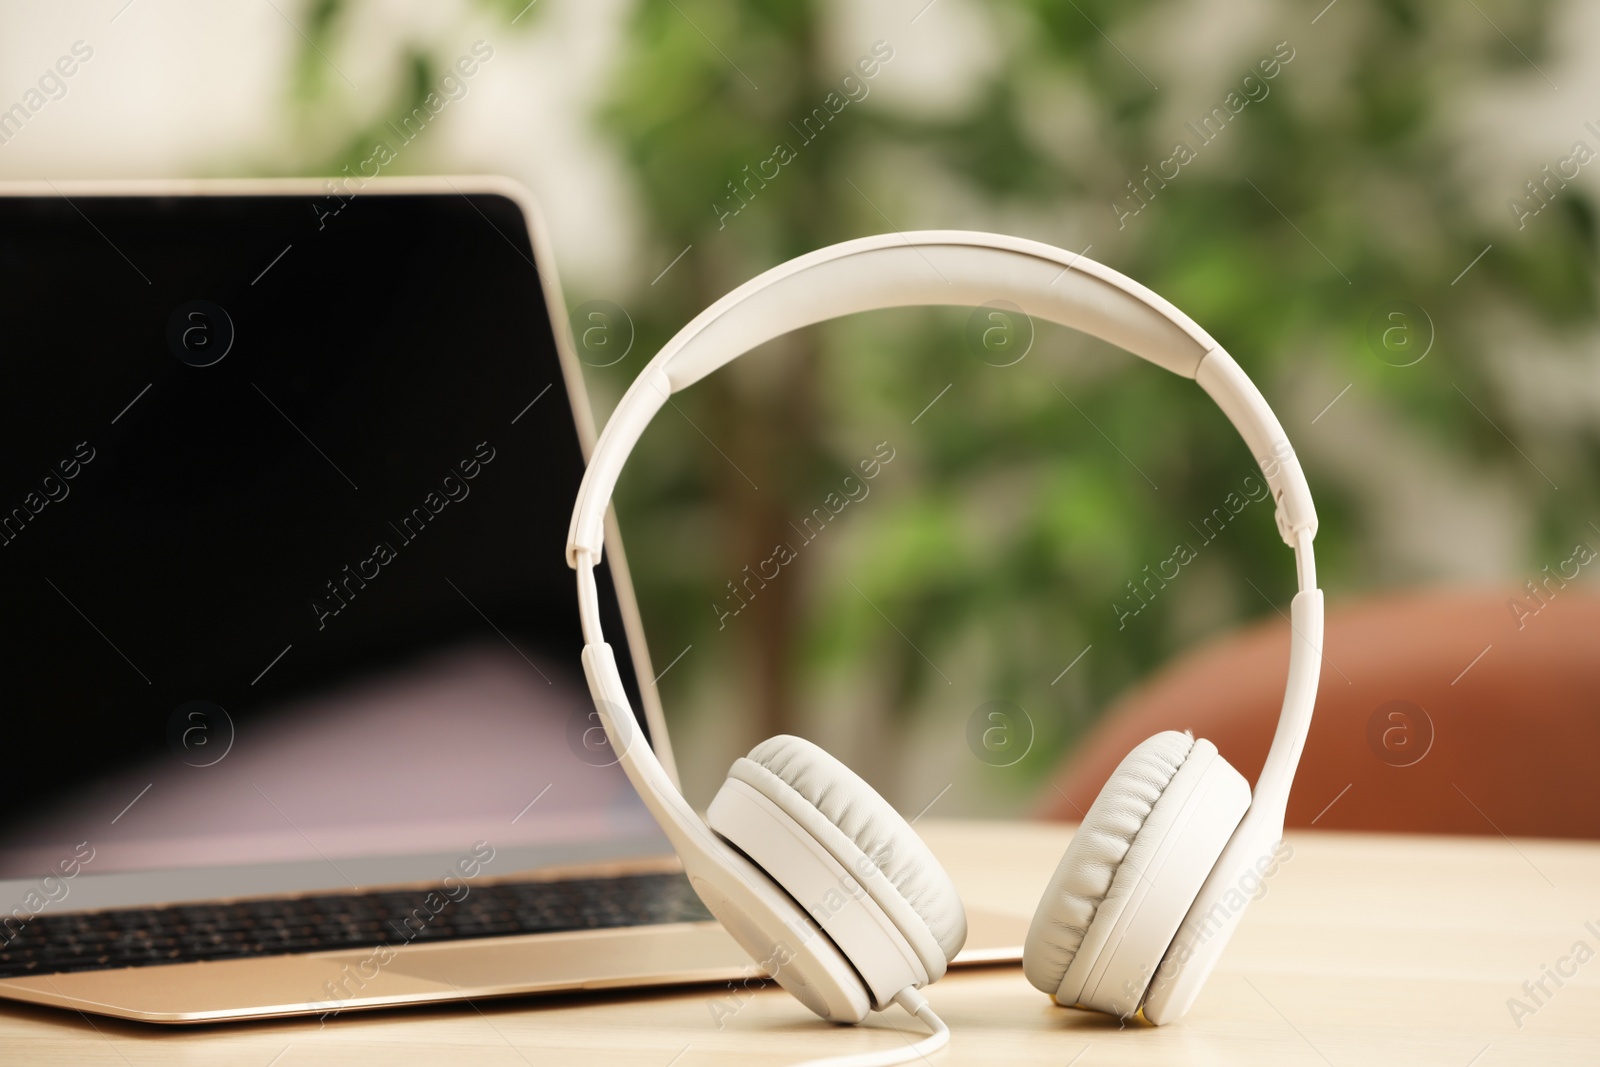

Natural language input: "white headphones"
[567,231,1324,1062]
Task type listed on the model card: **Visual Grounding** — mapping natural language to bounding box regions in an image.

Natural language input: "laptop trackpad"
[387,906,1027,993]
[386,906,1027,994]
[384,923,755,993]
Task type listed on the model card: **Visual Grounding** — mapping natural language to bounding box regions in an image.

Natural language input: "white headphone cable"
[788,987,950,1067]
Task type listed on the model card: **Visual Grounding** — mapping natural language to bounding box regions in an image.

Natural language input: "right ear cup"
[707,735,967,1008]
[1025,730,1250,1018]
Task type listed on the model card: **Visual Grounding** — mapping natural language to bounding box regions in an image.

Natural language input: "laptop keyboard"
[0,872,713,979]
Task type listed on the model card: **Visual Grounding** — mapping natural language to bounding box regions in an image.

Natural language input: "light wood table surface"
[3,819,1597,1065]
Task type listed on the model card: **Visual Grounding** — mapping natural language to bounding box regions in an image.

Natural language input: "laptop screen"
[0,187,666,909]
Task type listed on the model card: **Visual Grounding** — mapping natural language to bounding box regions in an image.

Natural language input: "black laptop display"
[0,188,666,917]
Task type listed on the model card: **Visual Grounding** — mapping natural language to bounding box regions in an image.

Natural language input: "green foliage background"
[281,0,1597,810]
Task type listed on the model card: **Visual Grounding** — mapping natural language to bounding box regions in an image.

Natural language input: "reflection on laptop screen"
[0,189,663,908]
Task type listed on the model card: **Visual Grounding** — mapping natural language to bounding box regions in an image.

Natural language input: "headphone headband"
[568,231,1316,571]
[569,231,1323,847]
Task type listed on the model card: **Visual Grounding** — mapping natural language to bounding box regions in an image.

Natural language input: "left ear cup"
[707,735,967,1004]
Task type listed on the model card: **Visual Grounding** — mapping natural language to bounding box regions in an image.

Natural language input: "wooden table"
[3,820,1597,1065]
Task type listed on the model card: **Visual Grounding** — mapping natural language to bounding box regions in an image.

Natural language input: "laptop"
[0,177,1026,1024]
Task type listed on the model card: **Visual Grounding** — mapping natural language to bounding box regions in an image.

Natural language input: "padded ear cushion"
[727,735,967,978]
[1024,730,1195,998]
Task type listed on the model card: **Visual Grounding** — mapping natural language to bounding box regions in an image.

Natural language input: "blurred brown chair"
[1039,586,1600,839]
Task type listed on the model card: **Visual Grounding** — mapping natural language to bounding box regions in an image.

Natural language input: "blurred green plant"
[588,0,1598,802]
[282,0,1598,807]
